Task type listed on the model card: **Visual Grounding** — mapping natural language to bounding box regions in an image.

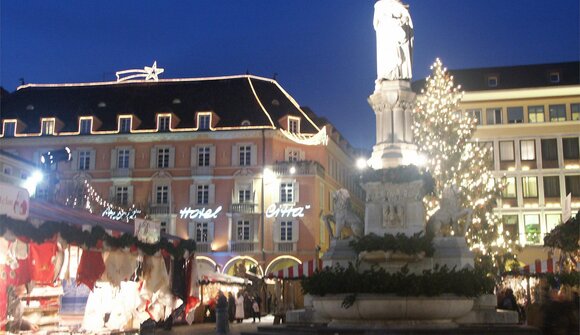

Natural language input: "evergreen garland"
[349,232,435,256]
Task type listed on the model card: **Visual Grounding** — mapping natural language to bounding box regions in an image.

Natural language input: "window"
[524,214,541,245]
[80,119,92,135]
[198,146,210,167]
[280,182,294,203]
[280,221,293,241]
[238,184,252,203]
[197,185,209,205]
[3,165,12,175]
[545,214,561,233]
[160,221,167,234]
[156,185,169,204]
[565,175,580,197]
[158,116,170,132]
[287,150,300,162]
[195,222,209,242]
[157,148,170,168]
[115,186,129,206]
[528,106,545,123]
[543,176,560,198]
[499,141,514,161]
[487,76,498,87]
[548,71,560,83]
[572,103,580,121]
[119,117,132,133]
[117,149,130,169]
[502,215,519,240]
[563,137,579,159]
[520,140,535,161]
[502,177,517,198]
[507,107,524,124]
[78,151,91,170]
[198,114,211,130]
[237,220,250,241]
[41,119,55,135]
[288,118,299,133]
[3,121,16,137]
[522,176,538,198]
[549,104,566,122]
[486,108,502,125]
[239,145,251,166]
[465,109,482,125]
[541,139,558,161]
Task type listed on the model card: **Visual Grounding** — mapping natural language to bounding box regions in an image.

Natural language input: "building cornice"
[461,84,580,103]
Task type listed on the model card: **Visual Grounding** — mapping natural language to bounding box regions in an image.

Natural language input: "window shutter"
[109,186,115,202]
[190,184,197,205]
[231,144,239,166]
[293,220,300,242]
[169,146,176,168]
[150,147,157,168]
[71,150,78,171]
[250,144,258,166]
[128,148,136,169]
[294,181,299,203]
[89,149,96,170]
[208,184,216,204]
[191,147,198,167]
[187,222,195,239]
[209,145,216,166]
[208,222,215,242]
[273,221,280,243]
[273,182,280,204]
[300,150,306,160]
[110,148,118,169]
[128,185,134,204]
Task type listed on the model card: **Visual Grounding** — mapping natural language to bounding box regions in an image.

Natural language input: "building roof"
[411,61,580,93]
[0,75,322,134]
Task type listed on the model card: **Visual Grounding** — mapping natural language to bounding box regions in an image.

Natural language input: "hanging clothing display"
[76,250,105,291]
[28,241,58,285]
[103,250,137,287]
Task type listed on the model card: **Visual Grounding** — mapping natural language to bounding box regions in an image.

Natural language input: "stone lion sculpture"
[324,189,364,240]
[426,185,472,237]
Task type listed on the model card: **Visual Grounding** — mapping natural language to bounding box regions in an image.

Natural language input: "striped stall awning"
[267,259,322,279]
[521,258,580,275]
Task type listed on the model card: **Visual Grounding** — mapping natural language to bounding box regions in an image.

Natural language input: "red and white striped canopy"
[267,259,322,279]
[521,258,580,275]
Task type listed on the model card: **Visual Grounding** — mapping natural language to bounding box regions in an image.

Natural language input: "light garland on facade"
[65,180,139,221]
[412,58,519,273]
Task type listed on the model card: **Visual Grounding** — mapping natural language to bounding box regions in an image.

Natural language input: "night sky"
[1,1,578,150]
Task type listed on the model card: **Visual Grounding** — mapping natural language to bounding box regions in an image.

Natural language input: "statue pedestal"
[321,239,357,268]
[433,237,474,270]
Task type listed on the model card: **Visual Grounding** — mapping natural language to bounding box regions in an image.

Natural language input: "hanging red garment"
[76,250,105,291]
[28,241,57,285]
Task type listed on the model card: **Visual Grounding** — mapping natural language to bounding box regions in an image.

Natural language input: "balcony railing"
[229,203,257,214]
[196,243,211,253]
[111,169,132,178]
[272,160,325,177]
[229,241,257,253]
[276,242,295,252]
[149,204,171,215]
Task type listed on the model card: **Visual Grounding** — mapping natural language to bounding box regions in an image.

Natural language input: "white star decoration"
[116,61,165,82]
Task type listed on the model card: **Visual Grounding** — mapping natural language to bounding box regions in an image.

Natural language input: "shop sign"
[179,206,222,220]
[265,204,311,218]
[135,218,161,244]
[0,182,29,220]
[102,207,141,222]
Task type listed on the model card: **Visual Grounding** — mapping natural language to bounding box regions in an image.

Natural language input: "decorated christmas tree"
[412,58,518,273]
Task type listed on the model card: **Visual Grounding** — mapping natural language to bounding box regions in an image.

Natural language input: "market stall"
[196,266,249,323]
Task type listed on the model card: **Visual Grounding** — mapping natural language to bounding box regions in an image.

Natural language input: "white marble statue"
[374,0,414,81]
[426,185,473,237]
[324,189,364,240]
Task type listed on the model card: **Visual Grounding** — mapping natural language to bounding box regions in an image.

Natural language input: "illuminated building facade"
[415,61,580,264]
[0,74,364,275]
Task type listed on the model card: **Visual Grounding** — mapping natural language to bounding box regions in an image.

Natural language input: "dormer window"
[198,114,211,130]
[26,105,34,111]
[172,98,181,104]
[241,120,251,126]
[288,117,300,133]
[41,119,55,135]
[3,121,16,137]
[80,118,92,135]
[119,117,132,133]
[98,102,107,108]
[487,76,498,88]
[158,115,171,132]
[549,71,560,83]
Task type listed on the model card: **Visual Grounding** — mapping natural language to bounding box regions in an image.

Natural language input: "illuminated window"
[486,108,502,125]
[524,214,541,245]
[572,103,580,121]
[545,214,561,233]
[466,109,482,125]
[78,151,91,170]
[80,119,92,135]
[239,145,251,166]
[549,105,566,122]
[195,222,209,242]
[117,149,130,169]
[41,120,55,135]
[499,141,514,161]
[156,185,169,204]
[198,146,211,167]
[157,148,170,168]
[288,118,300,133]
[158,116,170,132]
[565,175,580,197]
[236,220,251,241]
[502,177,517,198]
[196,185,209,205]
[115,186,129,206]
[507,107,524,124]
[502,215,519,240]
[3,121,16,137]
[280,221,293,241]
[280,183,294,203]
[543,176,560,198]
[563,137,579,159]
[520,140,535,161]
[528,106,545,123]
[120,117,132,133]
[522,176,538,198]
[198,114,211,130]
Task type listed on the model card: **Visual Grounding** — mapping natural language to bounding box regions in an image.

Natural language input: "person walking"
[227,292,236,323]
[234,291,245,323]
[215,290,229,335]
[252,296,261,323]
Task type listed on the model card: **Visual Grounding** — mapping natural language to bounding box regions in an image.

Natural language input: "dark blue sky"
[1,1,578,150]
